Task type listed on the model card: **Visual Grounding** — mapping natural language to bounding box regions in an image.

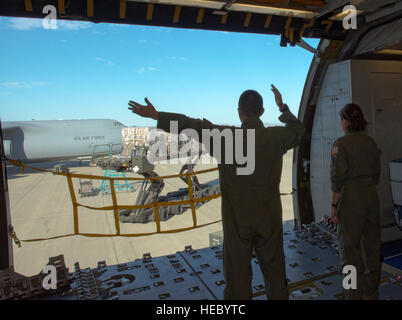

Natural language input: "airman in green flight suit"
[128,85,305,299]
[330,103,382,300]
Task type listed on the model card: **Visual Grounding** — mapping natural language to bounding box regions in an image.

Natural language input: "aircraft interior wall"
[310,58,402,243]
[3,140,11,158]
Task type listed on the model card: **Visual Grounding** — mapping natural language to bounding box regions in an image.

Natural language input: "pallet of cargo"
[78,178,96,198]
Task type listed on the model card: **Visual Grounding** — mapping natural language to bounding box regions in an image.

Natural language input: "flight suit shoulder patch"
[332,145,339,155]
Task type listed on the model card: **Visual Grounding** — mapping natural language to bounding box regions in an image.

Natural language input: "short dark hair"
[340,103,368,132]
[238,90,263,117]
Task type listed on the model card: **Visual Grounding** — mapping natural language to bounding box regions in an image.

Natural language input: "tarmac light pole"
[0,119,13,270]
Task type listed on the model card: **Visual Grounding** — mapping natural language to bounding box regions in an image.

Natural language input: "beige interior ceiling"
[129,0,324,18]
[127,0,371,20]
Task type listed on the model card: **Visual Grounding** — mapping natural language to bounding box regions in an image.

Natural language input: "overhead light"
[376,49,402,55]
[212,10,228,16]
[131,0,317,19]
[230,3,316,19]
[329,8,363,21]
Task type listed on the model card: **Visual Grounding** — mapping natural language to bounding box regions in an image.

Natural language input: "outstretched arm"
[271,84,288,112]
[128,97,231,135]
[270,85,306,152]
[128,97,235,159]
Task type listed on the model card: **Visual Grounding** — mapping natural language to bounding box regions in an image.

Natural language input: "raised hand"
[128,98,159,120]
[271,84,283,108]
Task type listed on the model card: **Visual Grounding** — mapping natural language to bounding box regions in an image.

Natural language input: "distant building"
[121,126,150,156]
[122,127,150,146]
[121,126,198,158]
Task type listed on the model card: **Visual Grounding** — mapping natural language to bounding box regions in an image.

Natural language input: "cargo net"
[6,158,222,243]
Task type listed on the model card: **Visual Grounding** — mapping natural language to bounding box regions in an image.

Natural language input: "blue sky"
[0,17,319,127]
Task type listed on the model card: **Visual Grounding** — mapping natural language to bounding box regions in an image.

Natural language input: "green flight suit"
[157,108,305,300]
[330,131,382,300]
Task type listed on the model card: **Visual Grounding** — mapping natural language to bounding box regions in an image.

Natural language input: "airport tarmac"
[6,151,294,277]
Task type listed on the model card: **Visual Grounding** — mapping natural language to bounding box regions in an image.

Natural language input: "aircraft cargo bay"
[1,0,402,303]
